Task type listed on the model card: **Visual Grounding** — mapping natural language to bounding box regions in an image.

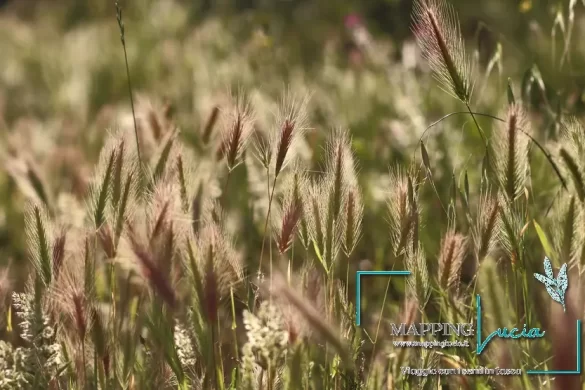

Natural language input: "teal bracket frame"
[526,319,582,375]
[355,270,410,326]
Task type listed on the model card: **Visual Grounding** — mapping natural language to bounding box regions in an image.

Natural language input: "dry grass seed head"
[196,218,244,300]
[492,103,531,202]
[271,88,311,178]
[343,184,364,257]
[217,88,255,171]
[438,230,467,292]
[147,182,190,245]
[173,145,199,212]
[412,0,472,102]
[405,243,430,308]
[324,128,358,219]
[49,247,91,344]
[273,192,302,255]
[126,222,178,309]
[88,130,132,230]
[25,201,54,287]
[287,163,311,249]
[386,167,415,255]
[551,194,584,266]
[473,191,500,262]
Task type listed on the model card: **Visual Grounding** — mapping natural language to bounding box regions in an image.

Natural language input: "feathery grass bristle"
[412,0,472,102]
[271,90,311,178]
[438,230,467,292]
[218,90,255,172]
[492,103,531,202]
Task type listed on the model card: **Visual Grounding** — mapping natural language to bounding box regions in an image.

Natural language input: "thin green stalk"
[115,1,141,165]
[230,287,239,361]
[259,174,277,292]
[465,102,489,161]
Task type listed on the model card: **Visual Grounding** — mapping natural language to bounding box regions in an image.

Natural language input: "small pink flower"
[344,13,361,29]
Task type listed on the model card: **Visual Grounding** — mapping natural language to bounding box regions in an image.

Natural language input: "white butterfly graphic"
[534,257,568,312]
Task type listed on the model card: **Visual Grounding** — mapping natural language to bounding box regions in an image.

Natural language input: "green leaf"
[534,220,556,266]
[312,240,328,275]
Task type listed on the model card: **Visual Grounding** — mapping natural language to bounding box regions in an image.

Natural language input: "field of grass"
[0,0,585,389]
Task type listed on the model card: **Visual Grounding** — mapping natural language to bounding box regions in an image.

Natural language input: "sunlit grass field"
[0,0,585,389]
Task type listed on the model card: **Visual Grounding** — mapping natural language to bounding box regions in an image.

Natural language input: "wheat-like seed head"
[218,88,255,171]
[283,163,311,250]
[88,130,134,230]
[271,88,311,178]
[25,201,55,287]
[405,242,430,308]
[558,117,585,203]
[386,167,419,255]
[308,175,344,268]
[127,227,178,309]
[551,193,584,267]
[195,218,244,300]
[48,243,92,346]
[324,128,357,220]
[273,182,303,255]
[492,103,531,202]
[412,0,472,102]
[438,230,467,293]
[497,197,526,265]
[472,190,500,262]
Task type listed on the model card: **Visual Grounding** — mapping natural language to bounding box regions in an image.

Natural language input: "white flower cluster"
[0,292,65,388]
[174,323,196,368]
[241,301,289,386]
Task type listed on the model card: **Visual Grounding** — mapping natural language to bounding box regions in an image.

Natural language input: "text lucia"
[389,295,546,355]
[475,295,545,354]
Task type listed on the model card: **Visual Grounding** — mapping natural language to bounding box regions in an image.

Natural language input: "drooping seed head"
[412,0,472,102]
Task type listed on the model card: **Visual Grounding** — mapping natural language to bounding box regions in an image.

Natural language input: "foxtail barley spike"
[412,0,472,102]
[492,104,530,202]
[438,231,466,291]
[272,90,310,178]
